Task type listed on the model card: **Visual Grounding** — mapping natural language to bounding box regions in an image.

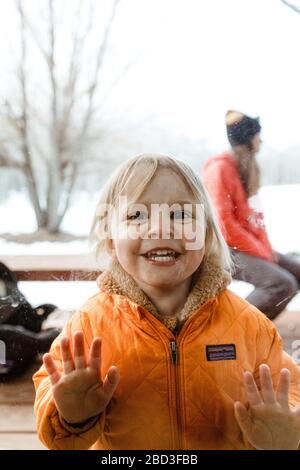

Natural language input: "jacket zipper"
[170,340,184,450]
[139,302,215,450]
[170,340,177,365]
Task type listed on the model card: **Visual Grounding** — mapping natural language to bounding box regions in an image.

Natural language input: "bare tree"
[0,0,126,233]
[281,0,300,14]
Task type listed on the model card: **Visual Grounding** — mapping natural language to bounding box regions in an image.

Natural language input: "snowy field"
[0,185,299,311]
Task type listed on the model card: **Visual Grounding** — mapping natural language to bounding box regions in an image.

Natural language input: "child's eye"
[127,210,148,221]
[171,210,192,220]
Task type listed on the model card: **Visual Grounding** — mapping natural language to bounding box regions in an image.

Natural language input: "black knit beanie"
[225,110,261,146]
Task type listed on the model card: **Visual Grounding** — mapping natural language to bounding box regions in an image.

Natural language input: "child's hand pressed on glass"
[235,364,300,450]
[43,332,120,424]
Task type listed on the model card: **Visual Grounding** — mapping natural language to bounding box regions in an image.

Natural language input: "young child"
[33,154,300,450]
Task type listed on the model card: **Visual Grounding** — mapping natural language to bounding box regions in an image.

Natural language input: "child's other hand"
[234,364,300,450]
[43,332,120,424]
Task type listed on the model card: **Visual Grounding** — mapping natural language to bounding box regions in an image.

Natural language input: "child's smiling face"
[109,167,206,290]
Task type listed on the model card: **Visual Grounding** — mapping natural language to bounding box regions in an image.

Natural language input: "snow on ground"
[0,186,300,310]
[0,190,100,241]
[251,185,300,255]
[18,281,98,311]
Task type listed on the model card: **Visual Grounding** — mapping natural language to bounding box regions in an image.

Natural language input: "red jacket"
[202,153,274,261]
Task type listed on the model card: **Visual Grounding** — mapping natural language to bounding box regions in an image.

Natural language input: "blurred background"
[0,0,300,308]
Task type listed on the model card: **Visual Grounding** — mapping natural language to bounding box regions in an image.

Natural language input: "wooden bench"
[1,254,100,281]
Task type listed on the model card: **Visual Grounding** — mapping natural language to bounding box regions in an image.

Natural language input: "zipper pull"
[170,340,177,365]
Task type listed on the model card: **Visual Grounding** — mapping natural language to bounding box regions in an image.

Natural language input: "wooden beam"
[14,269,99,281]
[1,254,101,281]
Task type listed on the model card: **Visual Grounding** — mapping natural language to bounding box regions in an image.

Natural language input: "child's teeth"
[151,256,174,261]
[148,250,175,256]
[147,252,177,261]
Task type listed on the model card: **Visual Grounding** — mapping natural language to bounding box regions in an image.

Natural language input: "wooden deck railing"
[1,254,100,281]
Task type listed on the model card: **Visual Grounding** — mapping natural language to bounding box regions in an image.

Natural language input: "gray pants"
[231,250,300,320]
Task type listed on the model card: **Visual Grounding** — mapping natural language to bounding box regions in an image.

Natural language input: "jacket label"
[206,344,236,361]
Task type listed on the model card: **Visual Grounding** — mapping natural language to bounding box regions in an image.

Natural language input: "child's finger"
[243,371,263,406]
[234,401,252,436]
[61,337,74,375]
[259,364,276,404]
[43,353,61,386]
[88,337,102,381]
[102,366,120,398]
[276,368,291,409]
[73,331,86,369]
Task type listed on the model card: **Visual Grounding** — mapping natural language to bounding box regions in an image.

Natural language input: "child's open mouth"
[141,248,181,266]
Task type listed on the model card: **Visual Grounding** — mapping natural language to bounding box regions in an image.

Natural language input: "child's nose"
[147,214,173,239]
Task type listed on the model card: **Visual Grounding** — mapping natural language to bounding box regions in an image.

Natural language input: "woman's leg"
[276,253,300,287]
[231,250,298,320]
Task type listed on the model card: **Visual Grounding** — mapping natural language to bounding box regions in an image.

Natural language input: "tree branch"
[281,0,300,14]
[95,53,141,114]
[15,0,43,224]
[57,0,95,153]
[19,10,50,62]
[56,161,79,226]
[0,152,25,171]
[79,0,121,140]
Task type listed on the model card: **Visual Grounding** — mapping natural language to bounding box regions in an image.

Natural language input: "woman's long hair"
[232,144,260,198]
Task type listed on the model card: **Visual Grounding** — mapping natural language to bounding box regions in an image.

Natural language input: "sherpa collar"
[97,256,231,332]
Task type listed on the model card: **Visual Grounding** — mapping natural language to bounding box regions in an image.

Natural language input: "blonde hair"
[90,154,232,272]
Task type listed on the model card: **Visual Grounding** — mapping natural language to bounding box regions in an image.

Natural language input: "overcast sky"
[1,0,300,153]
